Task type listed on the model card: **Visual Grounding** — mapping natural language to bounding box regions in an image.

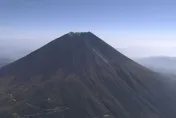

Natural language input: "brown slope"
[0,32,176,118]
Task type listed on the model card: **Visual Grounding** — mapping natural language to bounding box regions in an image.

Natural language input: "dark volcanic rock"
[0,32,176,118]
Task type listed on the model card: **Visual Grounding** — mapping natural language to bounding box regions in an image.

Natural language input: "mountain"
[0,32,176,118]
[135,57,176,74]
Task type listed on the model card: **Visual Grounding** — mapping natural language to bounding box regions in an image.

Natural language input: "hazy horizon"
[1,0,176,58]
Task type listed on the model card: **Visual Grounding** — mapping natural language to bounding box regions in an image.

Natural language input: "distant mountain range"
[0,32,176,118]
[135,56,176,74]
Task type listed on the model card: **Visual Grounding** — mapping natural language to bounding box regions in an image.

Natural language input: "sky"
[0,0,176,59]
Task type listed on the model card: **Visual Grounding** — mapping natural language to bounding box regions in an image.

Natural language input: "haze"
[1,0,176,59]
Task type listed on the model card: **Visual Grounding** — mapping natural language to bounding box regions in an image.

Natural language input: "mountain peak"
[67,31,92,36]
[65,32,94,39]
[50,32,97,45]
[0,32,126,77]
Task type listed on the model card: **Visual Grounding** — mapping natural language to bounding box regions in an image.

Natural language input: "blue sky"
[0,0,176,58]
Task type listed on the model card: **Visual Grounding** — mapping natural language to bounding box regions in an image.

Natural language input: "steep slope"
[0,32,176,118]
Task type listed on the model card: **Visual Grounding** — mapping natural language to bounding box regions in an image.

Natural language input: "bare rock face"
[0,32,176,118]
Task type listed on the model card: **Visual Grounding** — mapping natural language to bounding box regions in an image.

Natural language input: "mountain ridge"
[0,32,176,118]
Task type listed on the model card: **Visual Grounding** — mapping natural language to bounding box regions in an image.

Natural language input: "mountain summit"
[0,32,176,118]
[0,32,127,79]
